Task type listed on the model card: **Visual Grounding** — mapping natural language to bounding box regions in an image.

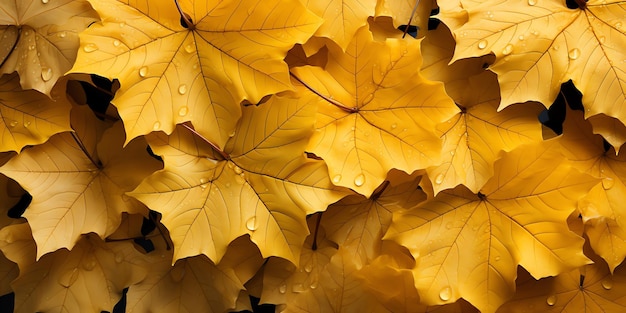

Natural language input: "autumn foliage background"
[1,0,626,312]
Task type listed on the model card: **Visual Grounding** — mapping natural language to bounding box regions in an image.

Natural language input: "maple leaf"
[444,0,626,126]
[0,226,147,313]
[421,24,543,194]
[0,0,98,94]
[497,253,626,312]
[323,172,425,268]
[557,107,626,271]
[300,0,376,50]
[0,73,72,153]
[129,93,350,264]
[385,140,597,313]
[294,26,458,196]
[126,236,263,313]
[0,116,162,258]
[70,0,322,147]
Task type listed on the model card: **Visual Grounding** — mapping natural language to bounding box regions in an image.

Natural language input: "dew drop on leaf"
[332,174,342,184]
[114,252,123,264]
[546,295,556,306]
[83,43,98,53]
[528,0,537,5]
[477,40,488,49]
[304,262,313,273]
[153,121,161,131]
[602,278,613,290]
[354,173,365,187]
[502,44,513,55]
[568,48,580,60]
[170,265,185,282]
[23,121,31,128]
[495,256,501,261]
[8,120,17,128]
[178,84,187,95]
[599,36,606,44]
[279,283,287,294]
[310,280,318,289]
[113,39,121,47]
[435,173,445,184]
[602,177,615,190]
[139,66,149,77]
[184,44,194,53]
[178,106,188,116]
[234,166,243,175]
[616,22,623,30]
[41,0,49,3]
[292,283,306,293]
[246,217,257,231]
[58,268,78,288]
[439,286,451,301]
[41,67,53,82]
[58,31,67,38]
[446,222,453,229]
[83,256,97,271]
[518,35,525,41]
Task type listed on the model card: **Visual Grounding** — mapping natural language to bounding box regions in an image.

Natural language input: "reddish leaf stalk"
[290,72,358,113]
[402,0,422,38]
[180,122,230,160]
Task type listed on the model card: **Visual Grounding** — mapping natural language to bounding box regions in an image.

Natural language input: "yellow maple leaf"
[129,93,350,264]
[70,0,322,146]
[385,140,597,313]
[497,252,626,312]
[0,0,98,94]
[127,236,263,313]
[294,26,458,196]
[0,227,147,313]
[446,0,626,126]
[0,117,162,258]
[557,108,626,271]
[0,73,72,153]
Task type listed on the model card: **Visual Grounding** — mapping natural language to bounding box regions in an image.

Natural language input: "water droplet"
[41,67,52,81]
[138,66,148,77]
[568,48,580,60]
[246,217,257,231]
[58,268,78,288]
[292,283,306,293]
[391,123,397,129]
[42,0,49,4]
[602,177,615,190]
[310,280,318,289]
[8,120,17,128]
[599,36,606,44]
[445,222,453,229]
[354,173,365,187]
[495,256,501,261]
[119,22,126,28]
[477,40,488,49]
[279,283,287,294]
[234,166,243,175]
[304,262,313,273]
[200,178,208,184]
[153,121,161,131]
[184,44,194,53]
[170,266,185,282]
[528,0,537,5]
[332,174,342,184]
[23,121,31,128]
[552,45,560,51]
[518,35,525,41]
[616,22,623,30]
[178,84,187,95]
[83,256,97,271]
[113,39,121,47]
[546,295,556,306]
[83,43,98,53]
[439,287,451,301]
[435,173,445,185]
[114,252,123,263]
[28,44,35,51]
[602,278,613,290]
[450,150,455,156]
[362,93,374,105]
[502,44,513,55]
[178,106,188,116]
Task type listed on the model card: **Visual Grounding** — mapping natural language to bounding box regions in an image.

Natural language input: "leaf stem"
[290,72,358,113]
[151,213,172,250]
[311,212,323,251]
[70,132,101,169]
[174,0,195,30]
[180,122,230,160]
[402,0,422,38]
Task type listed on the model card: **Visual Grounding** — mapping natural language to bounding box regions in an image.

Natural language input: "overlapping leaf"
[294,26,457,196]
[0,73,72,152]
[557,108,626,271]
[0,0,98,94]
[445,0,626,125]
[386,141,596,313]
[0,227,147,313]
[70,0,322,146]
[0,118,162,258]
[126,236,263,313]
[129,93,350,264]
